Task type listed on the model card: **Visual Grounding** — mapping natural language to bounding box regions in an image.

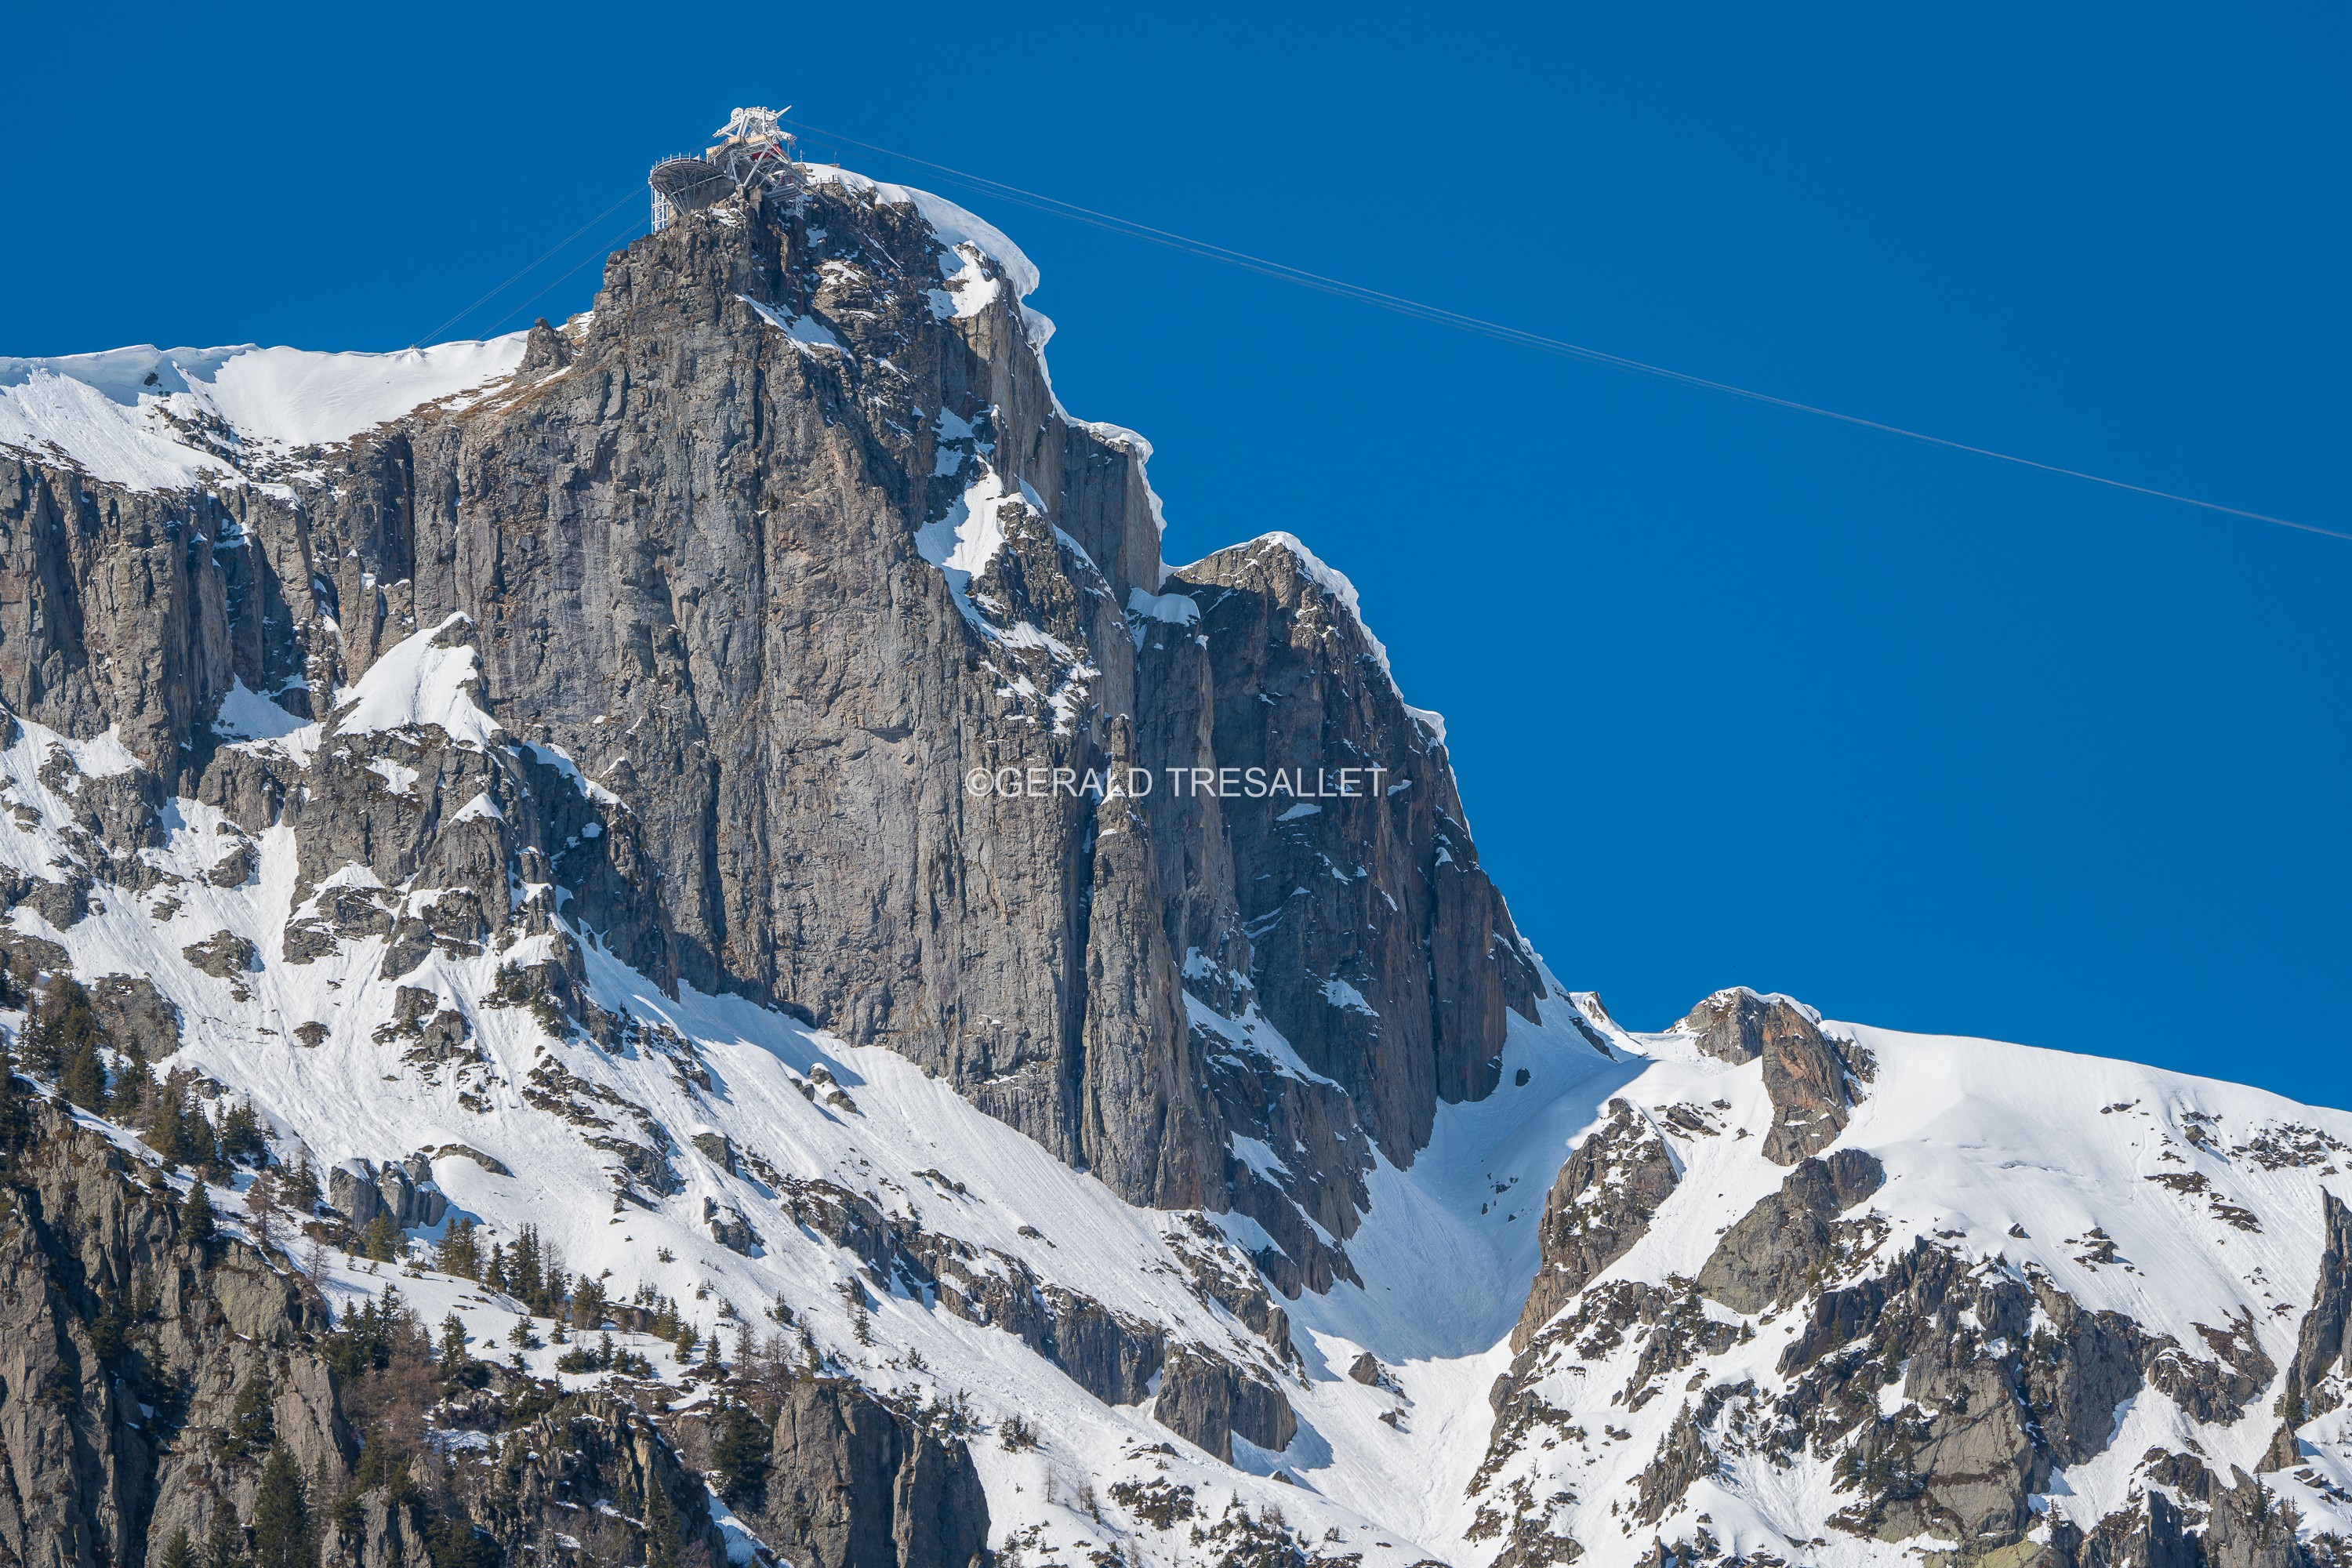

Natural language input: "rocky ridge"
[0,158,2347,1568]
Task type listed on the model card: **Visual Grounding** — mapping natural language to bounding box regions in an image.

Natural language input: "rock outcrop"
[1697,1147,1886,1312]
[1679,987,1870,1163]
[2278,1189,2352,1423]
[0,1091,349,1559]
[752,1377,989,1568]
[1154,1342,1300,1463]
[1513,1098,1678,1350]
[9,140,2350,1568]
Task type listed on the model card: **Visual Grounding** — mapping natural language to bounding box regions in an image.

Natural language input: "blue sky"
[7,5,2346,1102]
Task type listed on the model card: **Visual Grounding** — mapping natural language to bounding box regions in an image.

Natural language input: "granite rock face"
[752,1377,990,1568]
[0,172,1538,1267]
[1695,1147,1886,1313]
[1679,987,1870,1163]
[1512,1097,1678,1352]
[1472,1009,2352,1568]
[0,166,1555,1561]
[0,1088,759,1567]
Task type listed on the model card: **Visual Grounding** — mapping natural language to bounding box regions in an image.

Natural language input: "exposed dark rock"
[2140,1309,2277,1425]
[88,971,182,1060]
[0,162,1545,1271]
[517,317,574,374]
[328,1158,446,1233]
[206,833,256,887]
[427,1142,511,1177]
[1697,1149,1886,1313]
[0,1094,350,1555]
[1513,1098,1679,1351]
[1163,536,1546,1189]
[704,1196,762,1254]
[2276,1188,2352,1436]
[750,1376,989,1568]
[452,1389,734,1566]
[1679,987,1785,1063]
[1154,1341,1298,1462]
[183,928,258,977]
[1759,1017,1862,1165]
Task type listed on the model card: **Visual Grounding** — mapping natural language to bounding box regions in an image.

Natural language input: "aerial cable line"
[782,116,2348,546]
[481,213,648,339]
[411,183,648,349]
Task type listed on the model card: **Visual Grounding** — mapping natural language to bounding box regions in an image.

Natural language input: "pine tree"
[242,1181,281,1256]
[439,1313,470,1366]
[147,1079,192,1163]
[57,1035,106,1111]
[194,1105,228,1179]
[202,1501,246,1568]
[644,1474,683,1568]
[711,1396,771,1506]
[249,1444,309,1568]
[0,1046,31,1158]
[181,1183,218,1249]
[119,1061,158,1125]
[423,1514,497,1568]
[89,1299,129,1364]
[219,1100,267,1166]
[280,1151,321,1214]
[118,1026,151,1098]
[220,1364,275,1457]
[27,975,100,1078]
[158,1527,196,1568]
[434,1218,482,1279]
[361,1214,401,1263]
[510,1225,543,1305]
[570,1273,608,1327]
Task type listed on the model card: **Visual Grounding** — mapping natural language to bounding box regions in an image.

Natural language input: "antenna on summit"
[648,105,802,231]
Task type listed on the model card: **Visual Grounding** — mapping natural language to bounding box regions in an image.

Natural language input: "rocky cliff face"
[3,160,2350,1568]
[0,1080,793,1566]
[0,165,1537,1251]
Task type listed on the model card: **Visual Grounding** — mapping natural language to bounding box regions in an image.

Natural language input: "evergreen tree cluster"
[322,1287,424,1381]
[165,1402,311,1568]
[216,1364,275,1458]
[424,1221,706,1352]
[554,1331,655,1378]
[710,1393,774,1508]
[249,1446,312,1568]
[5,971,285,1193]
[22,975,107,1111]
[145,1076,267,1177]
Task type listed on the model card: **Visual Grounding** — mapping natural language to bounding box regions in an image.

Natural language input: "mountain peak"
[0,146,2341,1568]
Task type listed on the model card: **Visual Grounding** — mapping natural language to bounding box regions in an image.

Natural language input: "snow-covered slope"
[0,335,528,488]
[20,641,2352,1563]
[1393,1003,2352,1566]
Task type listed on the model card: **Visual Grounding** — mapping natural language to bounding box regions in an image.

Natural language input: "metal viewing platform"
[649,106,801,231]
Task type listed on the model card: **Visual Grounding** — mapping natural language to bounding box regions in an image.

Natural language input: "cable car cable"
[779,116,2347,546]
